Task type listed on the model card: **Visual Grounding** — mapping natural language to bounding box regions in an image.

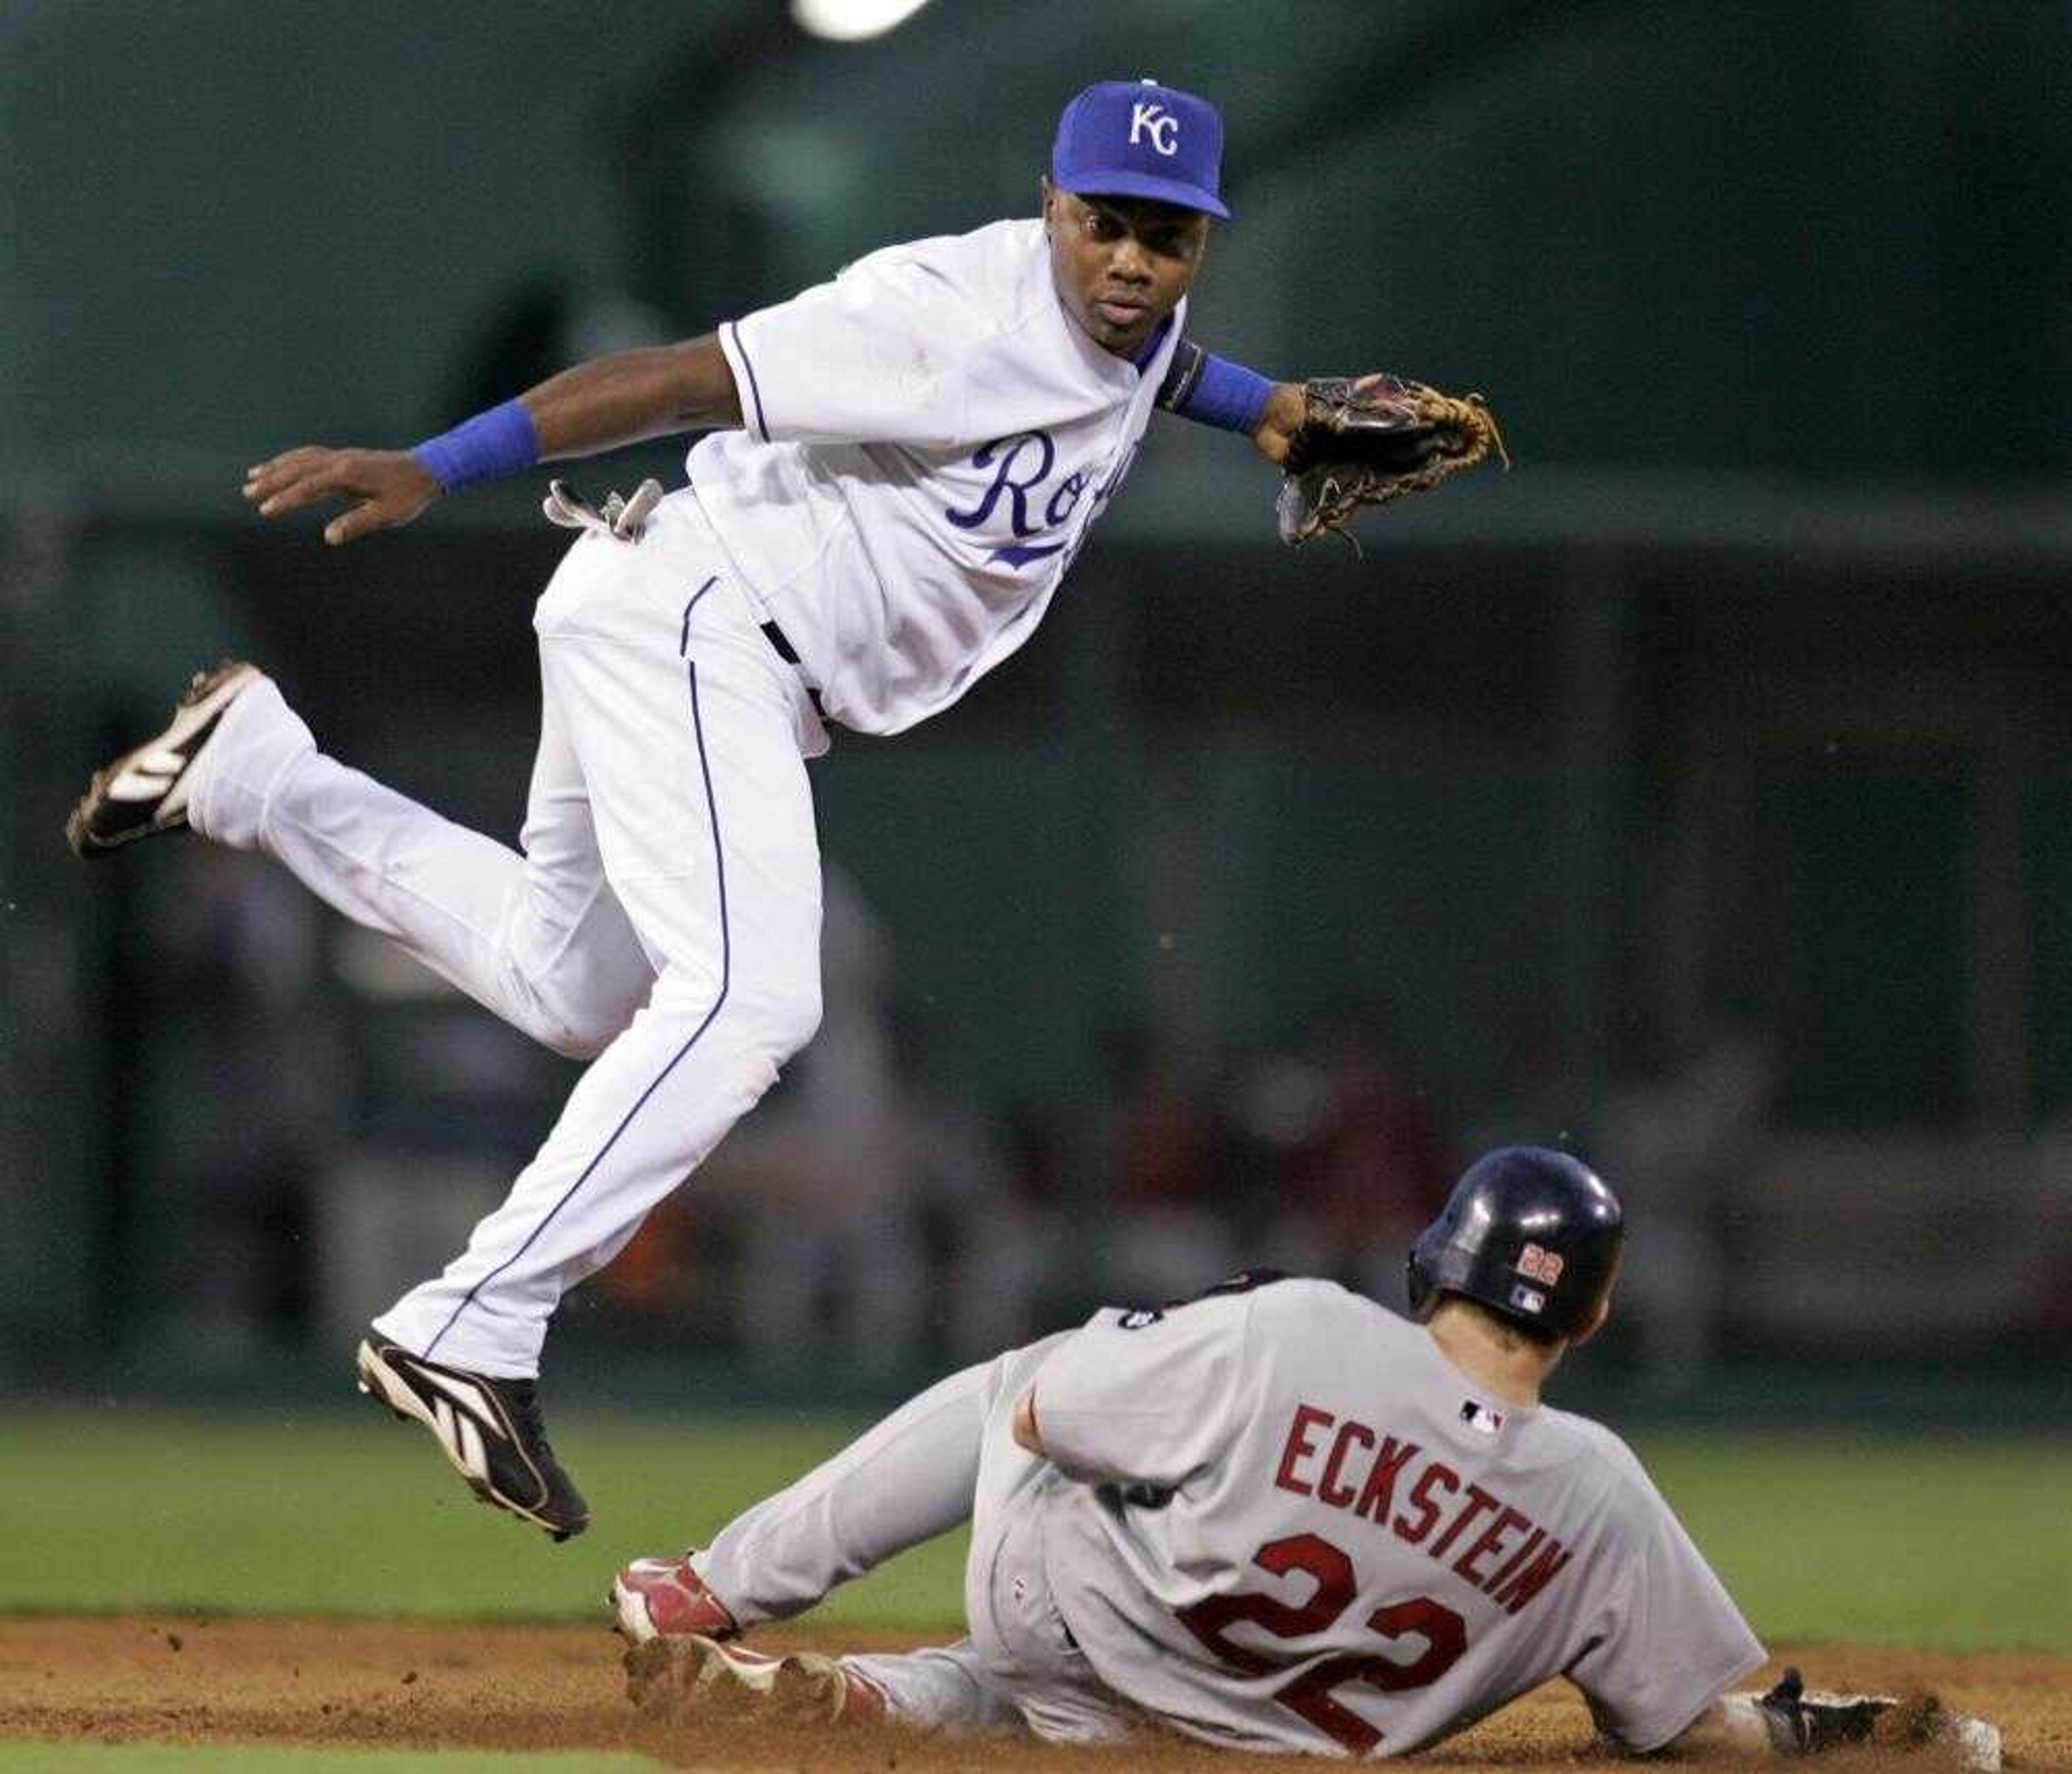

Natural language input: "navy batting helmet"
[1405,1146,1624,1341]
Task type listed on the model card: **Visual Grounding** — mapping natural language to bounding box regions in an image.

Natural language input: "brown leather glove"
[1277,373,1507,546]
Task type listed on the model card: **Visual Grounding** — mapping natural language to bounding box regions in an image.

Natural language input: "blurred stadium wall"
[2,2,2068,1405]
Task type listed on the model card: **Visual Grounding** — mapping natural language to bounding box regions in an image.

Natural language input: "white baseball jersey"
[1026,1278,1764,1757]
[689,219,1182,736]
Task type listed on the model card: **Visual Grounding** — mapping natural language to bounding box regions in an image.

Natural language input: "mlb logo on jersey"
[1460,1398,1507,1435]
[1516,1243,1566,1286]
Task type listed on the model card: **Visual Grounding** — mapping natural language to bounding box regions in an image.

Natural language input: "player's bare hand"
[241,446,439,546]
[1250,383,1308,467]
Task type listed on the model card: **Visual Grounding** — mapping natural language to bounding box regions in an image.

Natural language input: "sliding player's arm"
[1012,1288,1261,1491]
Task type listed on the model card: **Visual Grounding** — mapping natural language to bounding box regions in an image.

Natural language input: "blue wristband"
[1182,352,1276,437]
[411,399,540,492]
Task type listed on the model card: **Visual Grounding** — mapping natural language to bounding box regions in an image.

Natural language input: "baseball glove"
[1277,374,1507,547]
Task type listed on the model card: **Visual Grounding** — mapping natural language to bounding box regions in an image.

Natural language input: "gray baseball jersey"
[1026,1277,1763,1757]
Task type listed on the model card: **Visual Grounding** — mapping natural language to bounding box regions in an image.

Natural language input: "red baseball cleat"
[611,1553,741,1643]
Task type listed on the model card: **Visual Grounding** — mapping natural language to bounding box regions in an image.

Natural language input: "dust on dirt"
[1,1616,2065,1770]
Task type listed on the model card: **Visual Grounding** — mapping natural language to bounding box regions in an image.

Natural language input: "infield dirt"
[1,1617,2066,1770]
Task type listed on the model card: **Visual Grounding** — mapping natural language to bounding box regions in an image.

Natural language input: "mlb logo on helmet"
[1052,77,1231,219]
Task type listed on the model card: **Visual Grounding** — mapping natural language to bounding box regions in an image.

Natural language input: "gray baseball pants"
[694,1331,1137,1742]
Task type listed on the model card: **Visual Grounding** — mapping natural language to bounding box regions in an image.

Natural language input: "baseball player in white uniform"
[65,80,1313,1541]
[611,1148,2001,1766]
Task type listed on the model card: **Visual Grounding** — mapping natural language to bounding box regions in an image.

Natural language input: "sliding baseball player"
[612,1149,2000,1766]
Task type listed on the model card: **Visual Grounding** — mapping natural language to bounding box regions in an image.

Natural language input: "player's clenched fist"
[242,446,440,547]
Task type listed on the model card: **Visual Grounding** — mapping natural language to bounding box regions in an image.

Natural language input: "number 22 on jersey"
[1176,1533,1468,1754]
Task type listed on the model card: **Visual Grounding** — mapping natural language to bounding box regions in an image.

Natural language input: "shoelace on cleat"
[502,1382,572,1483]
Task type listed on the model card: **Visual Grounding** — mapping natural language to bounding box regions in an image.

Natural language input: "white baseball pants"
[695,1333,1138,1743]
[189,490,827,1376]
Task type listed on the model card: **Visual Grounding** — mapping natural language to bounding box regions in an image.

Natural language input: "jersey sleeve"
[1027,1293,1256,1490]
[719,249,986,451]
[1565,1477,1767,1752]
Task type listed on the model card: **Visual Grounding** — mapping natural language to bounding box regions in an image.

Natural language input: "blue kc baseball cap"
[1051,78,1230,221]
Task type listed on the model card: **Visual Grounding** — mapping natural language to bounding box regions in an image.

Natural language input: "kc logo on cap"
[1129,101,1179,156]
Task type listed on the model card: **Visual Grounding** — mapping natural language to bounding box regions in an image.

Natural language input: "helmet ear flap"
[1405,1224,1441,1321]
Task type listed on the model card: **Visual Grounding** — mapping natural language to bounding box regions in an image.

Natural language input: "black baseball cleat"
[355,1330,590,1542]
[65,659,264,859]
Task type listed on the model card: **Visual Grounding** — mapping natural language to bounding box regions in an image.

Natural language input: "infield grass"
[2,1408,962,1630]
[4,1410,2068,1651]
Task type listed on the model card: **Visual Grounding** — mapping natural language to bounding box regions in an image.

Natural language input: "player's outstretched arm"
[519,334,745,457]
[243,333,744,546]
